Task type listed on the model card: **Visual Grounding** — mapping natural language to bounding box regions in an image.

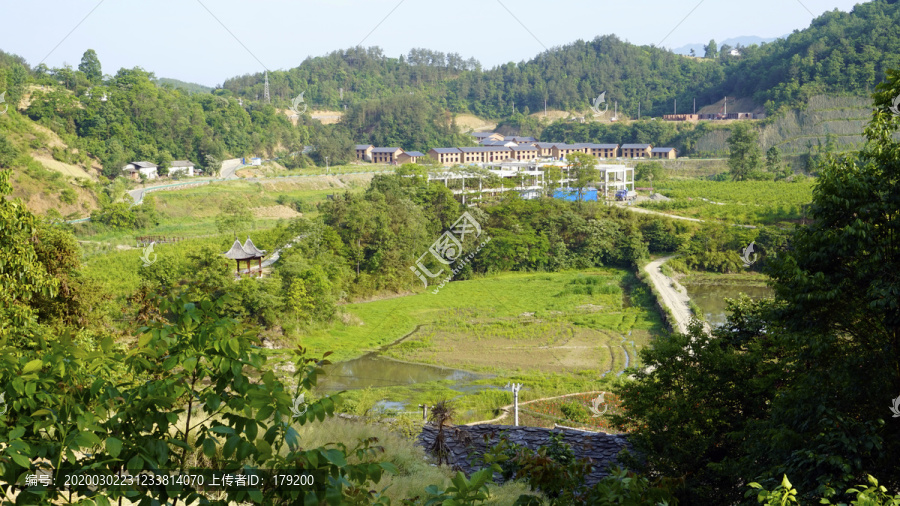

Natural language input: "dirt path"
[616,203,704,223]
[643,256,710,335]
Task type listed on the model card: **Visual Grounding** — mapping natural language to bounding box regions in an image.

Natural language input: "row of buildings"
[662,112,761,121]
[356,140,677,167]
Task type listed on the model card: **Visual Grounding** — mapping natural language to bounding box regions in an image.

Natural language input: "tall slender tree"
[726,122,761,181]
[78,49,102,84]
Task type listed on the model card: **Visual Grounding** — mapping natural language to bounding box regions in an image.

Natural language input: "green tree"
[78,49,102,84]
[704,39,718,59]
[634,161,665,182]
[0,170,59,344]
[0,136,19,168]
[612,302,777,504]
[765,146,782,172]
[567,152,598,201]
[216,197,255,236]
[752,68,900,498]
[726,122,761,181]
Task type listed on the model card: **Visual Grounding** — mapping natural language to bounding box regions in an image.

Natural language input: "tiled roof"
[372,147,403,153]
[651,147,676,152]
[459,146,511,153]
[403,151,425,157]
[355,144,374,150]
[430,148,462,154]
[621,144,651,149]
[170,160,195,167]
[580,143,619,149]
[419,424,631,489]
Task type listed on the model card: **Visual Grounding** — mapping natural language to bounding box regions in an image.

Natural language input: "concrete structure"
[123,161,158,180]
[428,147,462,165]
[533,142,558,157]
[459,146,514,164]
[651,147,677,159]
[371,147,404,164]
[510,145,539,161]
[577,143,619,159]
[428,159,633,204]
[169,160,196,177]
[662,114,700,121]
[620,144,652,159]
[355,144,374,161]
[397,151,425,164]
[550,144,586,159]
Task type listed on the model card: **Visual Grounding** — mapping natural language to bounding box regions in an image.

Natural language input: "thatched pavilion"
[224,237,267,277]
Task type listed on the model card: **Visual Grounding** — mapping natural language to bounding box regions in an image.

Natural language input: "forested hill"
[224,0,900,120]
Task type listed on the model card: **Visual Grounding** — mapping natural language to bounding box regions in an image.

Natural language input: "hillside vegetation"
[224,0,900,121]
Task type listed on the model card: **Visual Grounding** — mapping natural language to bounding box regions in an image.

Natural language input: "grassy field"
[282,269,664,423]
[640,178,815,225]
[72,174,371,244]
[301,269,660,363]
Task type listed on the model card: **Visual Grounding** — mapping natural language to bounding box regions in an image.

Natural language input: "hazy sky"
[1,0,866,86]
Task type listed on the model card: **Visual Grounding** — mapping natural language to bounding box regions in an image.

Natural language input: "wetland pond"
[315,354,487,393]
[683,282,774,327]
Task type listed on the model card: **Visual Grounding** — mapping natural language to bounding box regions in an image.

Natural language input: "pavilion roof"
[242,237,266,257]
[224,239,253,260]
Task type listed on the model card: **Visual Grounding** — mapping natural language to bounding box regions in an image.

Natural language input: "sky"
[0,0,866,87]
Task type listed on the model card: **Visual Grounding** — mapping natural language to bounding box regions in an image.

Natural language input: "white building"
[169,160,197,177]
[123,161,158,180]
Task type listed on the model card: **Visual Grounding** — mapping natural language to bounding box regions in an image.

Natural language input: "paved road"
[643,256,710,335]
[220,158,243,179]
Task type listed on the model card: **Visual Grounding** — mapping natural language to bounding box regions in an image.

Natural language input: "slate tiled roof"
[418,424,631,487]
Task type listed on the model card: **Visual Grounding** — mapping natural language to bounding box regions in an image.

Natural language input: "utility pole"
[638,102,640,120]
[506,383,523,426]
[264,71,270,103]
[325,156,329,175]
[693,98,696,115]
[674,98,676,115]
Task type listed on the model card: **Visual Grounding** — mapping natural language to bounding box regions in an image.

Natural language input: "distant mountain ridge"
[671,35,784,55]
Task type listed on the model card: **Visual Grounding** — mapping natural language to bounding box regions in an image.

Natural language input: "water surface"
[683,283,773,327]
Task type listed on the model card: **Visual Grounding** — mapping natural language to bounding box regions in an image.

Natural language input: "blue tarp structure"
[552,187,598,201]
